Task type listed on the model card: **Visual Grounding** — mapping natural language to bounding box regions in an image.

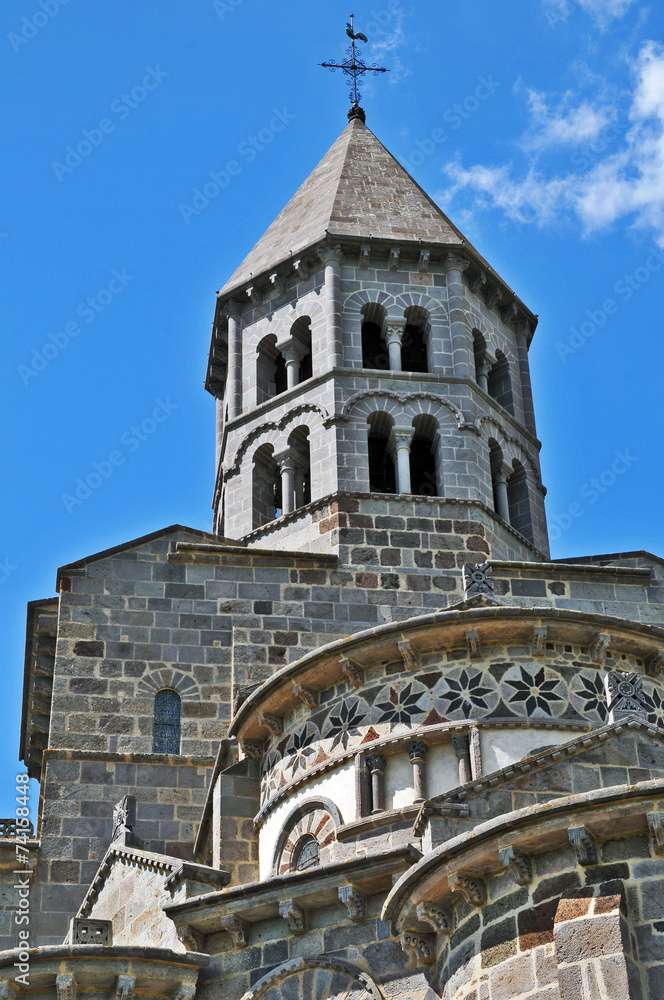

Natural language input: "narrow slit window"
[153,689,181,754]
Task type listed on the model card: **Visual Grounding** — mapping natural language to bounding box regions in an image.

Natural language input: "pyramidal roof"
[219,116,468,296]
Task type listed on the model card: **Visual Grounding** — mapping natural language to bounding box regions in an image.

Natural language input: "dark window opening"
[300,350,312,382]
[292,834,319,871]
[253,444,281,528]
[487,352,514,414]
[507,463,533,542]
[362,321,389,370]
[153,689,181,755]
[274,353,287,395]
[489,441,504,516]
[368,431,396,493]
[409,415,438,496]
[401,323,428,373]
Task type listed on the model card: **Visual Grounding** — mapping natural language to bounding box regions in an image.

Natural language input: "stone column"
[442,254,472,378]
[385,322,405,371]
[389,427,414,495]
[451,733,472,784]
[318,245,344,370]
[406,740,428,802]
[282,344,305,391]
[225,299,243,421]
[515,322,536,436]
[367,753,387,814]
[274,449,296,517]
[476,359,489,394]
[494,468,510,523]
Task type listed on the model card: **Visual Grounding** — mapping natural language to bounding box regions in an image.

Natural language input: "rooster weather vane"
[319,14,389,120]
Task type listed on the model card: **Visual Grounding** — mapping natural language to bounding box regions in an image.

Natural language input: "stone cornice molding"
[384,772,664,930]
[229,605,664,741]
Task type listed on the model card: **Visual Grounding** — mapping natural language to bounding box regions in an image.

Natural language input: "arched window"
[507,460,533,542]
[153,689,181,754]
[487,351,514,414]
[288,426,311,510]
[291,834,319,871]
[290,316,312,385]
[361,303,388,370]
[367,412,396,493]
[402,307,429,373]
[410,414,439,496]
[253,443,281,528]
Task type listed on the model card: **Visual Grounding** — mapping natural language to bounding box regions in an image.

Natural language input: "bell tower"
[206,110,549,561]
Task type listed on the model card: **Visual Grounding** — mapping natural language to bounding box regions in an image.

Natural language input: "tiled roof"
[220,116,466,295]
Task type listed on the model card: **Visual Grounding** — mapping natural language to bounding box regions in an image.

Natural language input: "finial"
[319,13,389,121]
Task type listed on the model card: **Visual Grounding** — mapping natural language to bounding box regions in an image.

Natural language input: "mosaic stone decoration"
[258,643,664,806]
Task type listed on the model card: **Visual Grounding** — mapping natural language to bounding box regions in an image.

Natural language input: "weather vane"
[319,14,389,121]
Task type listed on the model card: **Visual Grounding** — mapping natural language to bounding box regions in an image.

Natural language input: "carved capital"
[366,752,387,775]
[452,872,487,907]
[293,683,318,709]
[604,670,648,723]
[338,885,366,922]
[56,975,76,1000]
[398,639,418,671]
[340,657,364,689]
[400,930,435,965]
[462,561,494,600]
[258,713,283,737]
[407,740,429,763]
[318,244,344,266]
[415,901,453,934]
[384,322,406,346]
[647,813,664,855]
[240,740,264,761]
[116,977,135,1000]
[531,626,547,657]
[388,247,401,270]
[451,733,470,759]
[220,914,250,948]
[442,253,470,275]
[279,899,306,934]
[590,631,612,665]
[568,826,598,866]
[499,846,532,885]
[466,628,482,660]
[222,297,243,319]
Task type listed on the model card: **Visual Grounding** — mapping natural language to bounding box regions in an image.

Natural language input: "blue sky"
[2,0,663,817]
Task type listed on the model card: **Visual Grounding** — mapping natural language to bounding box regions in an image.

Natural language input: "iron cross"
[319,14,389,109]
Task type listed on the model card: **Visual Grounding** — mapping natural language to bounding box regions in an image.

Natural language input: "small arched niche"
[252,443,281,528]
[153,688,181,755]
[361,303,388,370]
[402,306,429,373]
[367,411,396,494]
[410,413,439,496]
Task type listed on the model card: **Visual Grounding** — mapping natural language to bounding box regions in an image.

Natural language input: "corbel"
[269,272,286,296]
[400,930,435,965]
[359,244,371,269]
[220,914,250,948]
[568,826,598,866]
[417,249,430,273]
[293,683,318,709]
[466,628,482,660]
[116,977,135,1000]
[398,639,419,671]
[246,285,263,306]
[452,872,487,907]
[338,885,366,922]
[484,286,500,308]
[293,258,310,280]
[279,899,306,934]
[531,626,547,657]
[647,813,664,855]
[340,657,364,688]
[56,976,76,1000]
[590,631,611,665]
[258,713,283,737]
[176,923,205,953]
[388,246,401,270]
[498,846,532,885]
[415,901,453,934]
[240,740,264,761]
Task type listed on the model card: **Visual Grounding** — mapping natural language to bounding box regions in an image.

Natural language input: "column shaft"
[226,306,242,420]
[495,473,510,523]
[516,329,536,435]
[319,247,344,369]
[444,256,472,379]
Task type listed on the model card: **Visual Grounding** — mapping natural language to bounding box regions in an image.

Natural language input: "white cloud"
[440,42,664,247]
[543,0,637,30]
